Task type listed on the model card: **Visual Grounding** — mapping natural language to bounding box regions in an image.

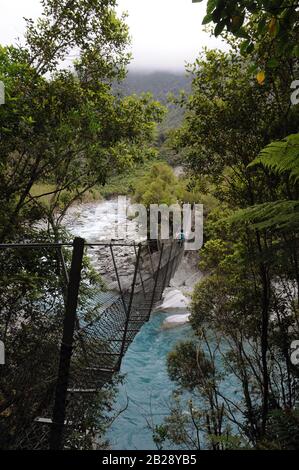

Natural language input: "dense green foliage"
[155,4,299,450]
[0,0,164,450]
[194,0,299,94]
[0,47,164,241]
[1,0,299,452]
[132,162,217,214]
[195,0,299,64]
[114,71,191,150]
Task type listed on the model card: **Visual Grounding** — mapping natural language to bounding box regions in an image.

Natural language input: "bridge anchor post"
[49,237,85,450]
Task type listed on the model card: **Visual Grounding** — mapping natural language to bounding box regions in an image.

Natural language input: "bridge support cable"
[117,244,142,370]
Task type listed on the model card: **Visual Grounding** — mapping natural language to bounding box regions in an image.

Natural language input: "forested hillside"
[115,71,191,102]
[115,71,191,136]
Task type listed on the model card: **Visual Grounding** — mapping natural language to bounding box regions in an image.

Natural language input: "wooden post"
[49,237,85,450]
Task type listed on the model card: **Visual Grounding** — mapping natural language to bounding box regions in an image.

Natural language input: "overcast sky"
[0,0,226,72]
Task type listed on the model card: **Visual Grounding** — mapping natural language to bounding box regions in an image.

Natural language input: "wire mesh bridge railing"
[0,237,184,449]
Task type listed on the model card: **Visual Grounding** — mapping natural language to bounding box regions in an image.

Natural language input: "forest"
[0,0,299,453]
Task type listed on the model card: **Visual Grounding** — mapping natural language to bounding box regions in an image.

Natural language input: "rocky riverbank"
[62,198,202,326]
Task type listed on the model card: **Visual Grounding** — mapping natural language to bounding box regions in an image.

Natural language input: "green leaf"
[207,0,217,14]
[202,13,213,25]
[257,17,267,34]
[228,200,299,232]
[231,14,245,33]
[293,45,299,58]
[247,1,258,13]
[214,20,226,37]
[267,57,279,68]
[246,42,254,54]
[249,133,299,182]
[240,39,250,55]
[248,63,258,74]
[240,39,254,55]
[234,26,250,39]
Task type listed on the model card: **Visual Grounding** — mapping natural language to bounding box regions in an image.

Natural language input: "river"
[63,199,194,450]
[107,314,191,450]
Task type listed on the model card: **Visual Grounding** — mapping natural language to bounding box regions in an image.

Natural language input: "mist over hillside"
[114,71,191,135]
[116,70,191,103]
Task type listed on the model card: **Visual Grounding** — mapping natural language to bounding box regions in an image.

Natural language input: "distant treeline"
[114,70,191,103]
[114,71,191,136]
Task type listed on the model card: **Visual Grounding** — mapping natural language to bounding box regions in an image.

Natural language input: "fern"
[227,134,299,233]
[249,133,299,182]
[228,200,299,232]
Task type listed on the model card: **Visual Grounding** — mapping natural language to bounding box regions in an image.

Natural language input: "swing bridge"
[0,237,184,449]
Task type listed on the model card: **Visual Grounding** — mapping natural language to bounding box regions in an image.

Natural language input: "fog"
[0,0,227,72]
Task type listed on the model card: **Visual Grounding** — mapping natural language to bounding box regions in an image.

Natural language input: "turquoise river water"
[107,312,191,450]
